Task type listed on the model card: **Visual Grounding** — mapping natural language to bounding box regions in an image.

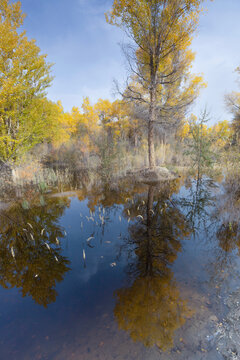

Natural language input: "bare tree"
[225,69,240,143]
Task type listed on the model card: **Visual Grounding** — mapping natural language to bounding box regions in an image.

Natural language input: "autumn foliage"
[0,0,237,175]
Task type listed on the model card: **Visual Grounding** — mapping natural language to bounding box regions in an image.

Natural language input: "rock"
[126,166,178,183]
[216,288,240,360]
[209,315,218,322]
[49,191,78,198]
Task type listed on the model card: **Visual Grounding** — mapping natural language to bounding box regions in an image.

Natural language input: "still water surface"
[0,175,239,359]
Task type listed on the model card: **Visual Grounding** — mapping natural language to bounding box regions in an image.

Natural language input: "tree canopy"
[106,0,206,168]
[0,0,55,164]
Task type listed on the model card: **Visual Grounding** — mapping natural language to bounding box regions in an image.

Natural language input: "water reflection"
[179,177,217,235]
[214,177,240,254]
[206,177,240,290]
[0,197,70,307]
[114,184,194,350]
[2,173,240,358]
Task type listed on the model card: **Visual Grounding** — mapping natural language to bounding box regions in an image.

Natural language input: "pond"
[0,173,239,359]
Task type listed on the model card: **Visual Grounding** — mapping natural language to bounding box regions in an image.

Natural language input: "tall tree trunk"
[148,120,155,169]
[148,91,156,169]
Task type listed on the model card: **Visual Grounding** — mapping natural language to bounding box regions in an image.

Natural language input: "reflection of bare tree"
[125,184,192,278]
[179,177,217,235]
[206,178,240,291]
[0,197,70,307]
[214,176,240,252]
[114,184,194,351]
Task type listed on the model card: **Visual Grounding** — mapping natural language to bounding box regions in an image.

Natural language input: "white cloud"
[22,0,240,124]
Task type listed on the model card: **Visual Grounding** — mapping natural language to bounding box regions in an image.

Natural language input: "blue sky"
[20,0,240,124]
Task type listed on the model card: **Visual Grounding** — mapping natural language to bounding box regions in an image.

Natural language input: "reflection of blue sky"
[59,197,129,284]
[21,0,240,124]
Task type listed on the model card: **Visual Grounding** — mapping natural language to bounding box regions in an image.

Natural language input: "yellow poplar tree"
[212,120,232,148]
[52,102,80,147]
[0,0,54,164]
[80,97,99,152]
[106,0,208,168]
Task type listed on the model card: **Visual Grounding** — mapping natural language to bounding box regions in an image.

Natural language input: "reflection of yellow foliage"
[0,197,70,307]
[217,222,240,253]
[114,276,193,350]
[114,184,194,350]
